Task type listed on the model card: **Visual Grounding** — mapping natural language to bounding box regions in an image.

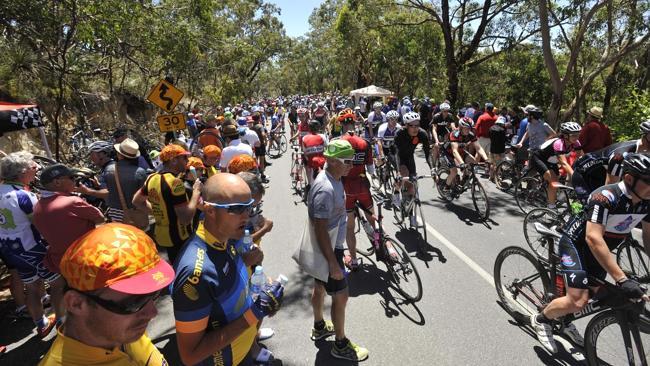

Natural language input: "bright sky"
[270,0,323,38]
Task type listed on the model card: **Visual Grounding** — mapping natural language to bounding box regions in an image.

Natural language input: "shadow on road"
[394,228,446,266]
[347,259,425,326]
[314,338,363,366]
[0,299,56,365]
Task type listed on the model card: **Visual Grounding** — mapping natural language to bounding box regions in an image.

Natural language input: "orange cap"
[186,156,206,169]
[160,144,190,162]
[227,154,257,174]
[60,223,174,294]
[203,145,222,158]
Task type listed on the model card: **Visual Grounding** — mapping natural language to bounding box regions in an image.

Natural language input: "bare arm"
[174,180,203,225]
[176,315,257,366]
[586,221,626,282]
[132,188,151,212]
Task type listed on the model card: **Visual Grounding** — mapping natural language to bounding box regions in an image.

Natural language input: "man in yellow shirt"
[39,223,175,366]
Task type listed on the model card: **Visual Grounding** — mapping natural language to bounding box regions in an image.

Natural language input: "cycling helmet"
[439,103,451,111]
[495,116,507,125]
[402,112,420,125]
[458,117,473,128]
[373,101,383,109]
[560,121,582,134]
[336,104,345,112]
[640,120,650,134]
[622,153,650,177]
[297,107,308,115]
[403,99,413,107]
[88,140,114,154]
[386,110,400,120]
[317,101,325,108]
[324,139,355,159]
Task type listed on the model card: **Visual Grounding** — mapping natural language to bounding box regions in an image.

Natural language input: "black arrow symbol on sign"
[159,83,174,111]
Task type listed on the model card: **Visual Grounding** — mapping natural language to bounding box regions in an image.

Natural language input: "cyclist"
[75,140,114,202]
[365,102,386,139]
[288,103,299,136]
[393,112,433,226]
[336,111,384,269]
[313,101,329,125]
[376,110,402,168]
[530,153,650,354]
[327,105,345,138]
[430,102,457,166]
[530,122,584,209]
[290,107,311,144]
[302,120,329,188]
[439,117,489,195]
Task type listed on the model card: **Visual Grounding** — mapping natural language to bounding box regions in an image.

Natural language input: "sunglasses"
[205,198,255,214]
[80,290,160,315]
[638,176,650,185]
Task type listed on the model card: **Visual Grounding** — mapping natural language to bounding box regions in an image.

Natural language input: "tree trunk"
[602,59,620,116]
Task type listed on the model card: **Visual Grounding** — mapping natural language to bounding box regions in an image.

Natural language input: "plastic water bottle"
[243,229,254,251]
[250,266,265,296]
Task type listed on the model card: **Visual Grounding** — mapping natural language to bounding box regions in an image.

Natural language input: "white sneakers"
[530,314,558,354]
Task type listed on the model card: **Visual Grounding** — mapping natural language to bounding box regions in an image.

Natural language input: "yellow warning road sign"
[156,113,187,132]
[147,79,184,112]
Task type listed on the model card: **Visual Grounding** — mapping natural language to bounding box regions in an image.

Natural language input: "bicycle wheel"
[471,178,490,221]
[267,140,280,158]
[382,165,397,197]
[523,208,562,261]
[369,164,382,191]
[494,246,550,325]
[280,135,288,154]
[392,192,405,225]
[386,238,422,302]
[290,157,298,189]
[495,160,515,191]
[413,201,427,244]
[355,214,376,257]
[584,310,650,365]
[435,168,453,202]
[617,238,650,282]
[514,176,547,214]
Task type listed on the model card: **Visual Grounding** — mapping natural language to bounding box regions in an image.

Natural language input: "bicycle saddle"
[533,222,562,239]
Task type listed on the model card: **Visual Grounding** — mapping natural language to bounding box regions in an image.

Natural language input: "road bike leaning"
[435,162,490,221]
[392,175,431,245]
[354,197,423,302]
[494,223,650,365]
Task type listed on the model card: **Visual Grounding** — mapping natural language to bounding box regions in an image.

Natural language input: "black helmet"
[308,120,321,132]
[622,153,650,177]
[640,120,650,134]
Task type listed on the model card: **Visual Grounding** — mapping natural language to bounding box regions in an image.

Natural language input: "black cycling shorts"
[397,154,417,176]
[530,152,559,176]
[315,248,348,295]
[254,145,266,157]
[558,235,607,289]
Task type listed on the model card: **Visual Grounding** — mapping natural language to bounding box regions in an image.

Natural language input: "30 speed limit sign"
[156,113,187,132]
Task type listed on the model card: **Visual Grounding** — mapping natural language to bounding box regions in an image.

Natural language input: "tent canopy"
[349,85,393,98]
[0,102,44,134]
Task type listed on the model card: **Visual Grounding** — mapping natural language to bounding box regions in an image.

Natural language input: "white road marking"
[423,221,494,286]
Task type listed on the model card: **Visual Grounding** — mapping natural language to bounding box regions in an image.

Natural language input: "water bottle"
[243,229,254,251]
[250,266,265,296]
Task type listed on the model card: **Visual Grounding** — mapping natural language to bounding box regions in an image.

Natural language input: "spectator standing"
[104,138,148,223]
[488,117,508,181]
[33,164,105,274]
[113,128,152,170]
[474,102,498,155]
[579,106,612,153]
[39,223,174,366]
[515,106,556,151]
[307,140,369,362]
[133,144,202,264]
[202,145,222,177]
[220,124,255,170]
[0,152,64,338]
[75,140,114,202]
[171,173,284,366]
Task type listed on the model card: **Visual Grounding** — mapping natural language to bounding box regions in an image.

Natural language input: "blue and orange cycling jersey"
[171,221,256,366]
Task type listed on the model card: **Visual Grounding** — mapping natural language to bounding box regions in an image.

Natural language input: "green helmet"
[324,139,354,159]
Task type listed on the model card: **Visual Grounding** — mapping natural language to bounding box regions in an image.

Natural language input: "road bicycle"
[392,175,431,244]
[267,127,288,158]
[435,162,490,221]
[354,197,423,302]
[494,223,650,365]
[523,207,650,282]
[369,155,398,197]
[289,143,309,202]
[494,144,530,191]
[514,176,575,215]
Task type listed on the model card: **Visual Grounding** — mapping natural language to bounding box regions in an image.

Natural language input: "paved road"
[0,133,616,365]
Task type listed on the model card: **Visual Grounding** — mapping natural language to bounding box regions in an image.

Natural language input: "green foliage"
[607,88,650,141]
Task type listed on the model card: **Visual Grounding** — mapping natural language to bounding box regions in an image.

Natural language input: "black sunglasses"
[80,290,160,315]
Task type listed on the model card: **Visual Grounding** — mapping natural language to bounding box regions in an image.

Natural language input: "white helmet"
[560,122,582,134]
[495,116,507,125]
[403,112,420,125]
[439,103,451,111]
[373,101,383,109]
[386,110,400,120]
